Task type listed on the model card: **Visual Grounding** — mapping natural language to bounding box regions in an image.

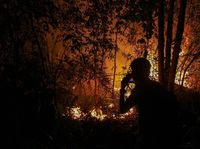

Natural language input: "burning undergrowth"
[60,106,139,149]
[58,83,138,122]
[62,105,138,121]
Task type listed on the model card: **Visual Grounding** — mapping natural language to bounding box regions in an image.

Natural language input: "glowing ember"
[90,107,107,121]
[119,107,137,119]
[70,107,83,119]
[65,106,86,120]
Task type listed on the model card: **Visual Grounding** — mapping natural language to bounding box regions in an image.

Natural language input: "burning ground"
[57,116,138,149]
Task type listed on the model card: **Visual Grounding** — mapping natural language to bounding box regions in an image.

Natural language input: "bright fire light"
[90,107,107,121]
[69,107,84,119]
[64,106,137,121]
[119,107,137,119]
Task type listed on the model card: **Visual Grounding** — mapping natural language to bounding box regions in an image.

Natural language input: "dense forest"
[1,0,200,148]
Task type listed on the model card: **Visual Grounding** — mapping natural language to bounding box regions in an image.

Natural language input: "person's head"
[130,58,151,83]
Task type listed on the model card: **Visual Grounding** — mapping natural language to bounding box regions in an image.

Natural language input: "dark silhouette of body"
[120,58,178,149]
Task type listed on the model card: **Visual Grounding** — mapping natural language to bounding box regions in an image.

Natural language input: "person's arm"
[119,77,136,113]
[120,89,136,113]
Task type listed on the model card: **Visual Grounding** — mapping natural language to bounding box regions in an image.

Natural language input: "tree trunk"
[112,31,117,98]
[94,46,97,104]
[30,14,46,77]
[181,51,200,86]
[158,0,165,85]
[169,0,187,91]
[165,0,175,90]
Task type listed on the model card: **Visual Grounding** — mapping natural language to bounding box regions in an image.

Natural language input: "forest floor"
[56,117,138,149]
[31,114,200,149]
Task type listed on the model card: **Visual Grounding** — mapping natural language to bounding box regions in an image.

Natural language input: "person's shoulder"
[148,80,163,89]
[148,80,168,94]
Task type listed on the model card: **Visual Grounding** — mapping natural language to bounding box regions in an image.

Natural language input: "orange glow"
[90,107,107,121]
[63,106,138,121]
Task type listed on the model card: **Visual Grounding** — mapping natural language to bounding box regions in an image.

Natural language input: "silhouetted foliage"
[1,0,199,148]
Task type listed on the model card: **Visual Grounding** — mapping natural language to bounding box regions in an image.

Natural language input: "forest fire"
[2,0,200,148]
